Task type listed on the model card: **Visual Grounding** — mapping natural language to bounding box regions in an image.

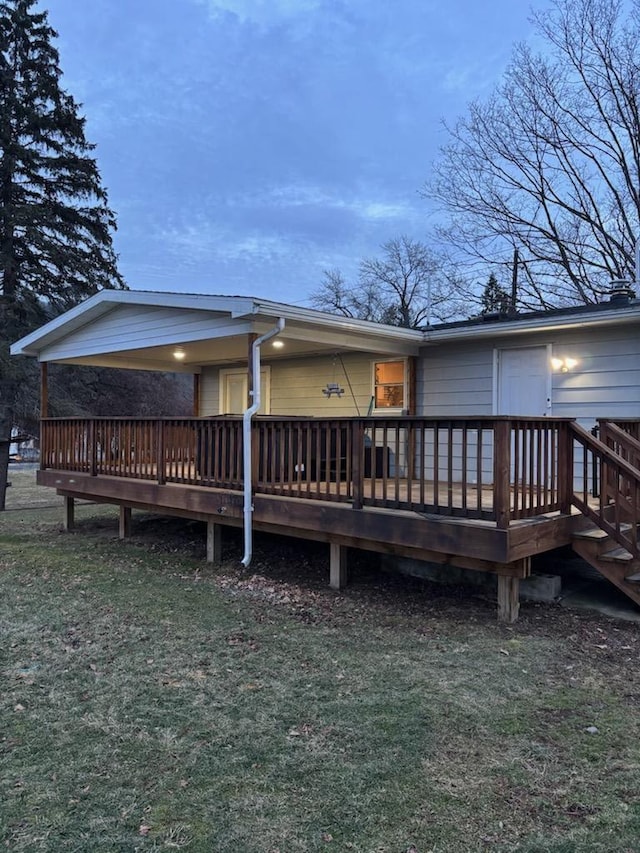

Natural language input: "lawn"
[1,470,640,852]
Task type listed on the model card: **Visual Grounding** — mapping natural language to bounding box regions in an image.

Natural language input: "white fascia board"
[251,300,424,346]
[422,306,640,344]
[11,291,116,355]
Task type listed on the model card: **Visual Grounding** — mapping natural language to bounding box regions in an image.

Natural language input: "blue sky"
[43,0,541,305]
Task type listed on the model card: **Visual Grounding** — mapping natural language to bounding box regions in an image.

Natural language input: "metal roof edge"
[421,302,640,344]
[250,298,424,342]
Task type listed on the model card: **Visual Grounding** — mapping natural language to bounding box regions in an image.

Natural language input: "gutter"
[241,317,285,568]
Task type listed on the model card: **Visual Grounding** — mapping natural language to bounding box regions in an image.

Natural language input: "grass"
[2,470,640,852]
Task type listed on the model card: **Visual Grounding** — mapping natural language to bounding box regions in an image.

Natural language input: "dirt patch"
[88,512,640,667]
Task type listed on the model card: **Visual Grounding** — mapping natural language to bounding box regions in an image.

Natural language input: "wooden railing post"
[493,419,511,529]
[597,420,615,504]
[352,419,364,509]
[40,419,48,470]
[251,420,259,489]
[89,420,97,476]
[557,421,573,514]
[156,420,166,485]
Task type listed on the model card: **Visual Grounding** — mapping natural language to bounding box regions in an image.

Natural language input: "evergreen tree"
[0,0,125,508]
[481,273,510,315]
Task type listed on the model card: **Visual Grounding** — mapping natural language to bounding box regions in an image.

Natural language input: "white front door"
[220,367,270,414]
[496,346,550,416]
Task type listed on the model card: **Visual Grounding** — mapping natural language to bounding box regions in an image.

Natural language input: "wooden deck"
[37,415,640,621]
[41,415,576,522]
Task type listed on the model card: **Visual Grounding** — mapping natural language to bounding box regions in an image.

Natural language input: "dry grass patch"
[1,471,640,852]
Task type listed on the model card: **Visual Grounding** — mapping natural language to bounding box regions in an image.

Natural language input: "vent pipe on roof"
[608,279,635,304]
[240,317,285,569]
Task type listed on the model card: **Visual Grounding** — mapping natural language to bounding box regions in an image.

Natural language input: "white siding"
[418,343,495,416]
[550,328,640,424]
[41,304,248,360]
[200,366,221,415]
[270,353,374,416]
[418,326,640,424]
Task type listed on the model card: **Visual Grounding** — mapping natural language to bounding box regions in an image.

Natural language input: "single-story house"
[11,288,640,621]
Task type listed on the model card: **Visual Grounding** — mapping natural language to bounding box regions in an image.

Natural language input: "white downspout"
[241,317,285,567]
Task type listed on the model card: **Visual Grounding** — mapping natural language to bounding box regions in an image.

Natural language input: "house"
[10,288,640,621]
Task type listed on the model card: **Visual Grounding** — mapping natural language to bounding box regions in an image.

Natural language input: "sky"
[42,0,543,306]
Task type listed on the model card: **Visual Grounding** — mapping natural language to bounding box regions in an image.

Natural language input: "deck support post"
[497,575,520,623]
[63,496,74,531]
[40,362,48,419]
[206,520,222,564]
[329,542,348,590]
[119,506,132,539]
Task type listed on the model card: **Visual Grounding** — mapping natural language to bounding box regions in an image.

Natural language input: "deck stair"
[571,521,640,608]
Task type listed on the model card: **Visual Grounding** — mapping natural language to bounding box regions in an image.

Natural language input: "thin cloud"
[196,0,321,25]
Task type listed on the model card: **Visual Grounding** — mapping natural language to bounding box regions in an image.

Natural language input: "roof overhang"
[10,290,423,371]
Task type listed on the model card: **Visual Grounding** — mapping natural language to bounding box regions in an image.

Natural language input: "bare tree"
[423,0,640,308]
[312,236,466,328]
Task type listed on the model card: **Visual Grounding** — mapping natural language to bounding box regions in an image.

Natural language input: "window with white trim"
[372,359,406,412]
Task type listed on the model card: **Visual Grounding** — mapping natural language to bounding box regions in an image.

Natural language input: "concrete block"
[381,555,561,602]
[520,573,562,602]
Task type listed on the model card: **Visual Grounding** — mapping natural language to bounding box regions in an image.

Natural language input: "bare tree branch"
[423,0,640,307]
[311,237,470,328]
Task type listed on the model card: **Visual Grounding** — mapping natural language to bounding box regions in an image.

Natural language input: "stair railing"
[569,422,640,559]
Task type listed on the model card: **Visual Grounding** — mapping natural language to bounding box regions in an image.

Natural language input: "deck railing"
[40,416,575,527]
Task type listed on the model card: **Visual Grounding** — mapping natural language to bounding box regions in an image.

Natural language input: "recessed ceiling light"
[173,347,186,361]
[272,340,284,349]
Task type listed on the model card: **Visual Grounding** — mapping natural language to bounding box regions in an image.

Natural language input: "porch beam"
[247,333,258,408]
[193,374,201,417]
[40,362,48,418]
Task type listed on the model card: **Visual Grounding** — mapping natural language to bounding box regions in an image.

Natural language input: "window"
[373,360,406,411]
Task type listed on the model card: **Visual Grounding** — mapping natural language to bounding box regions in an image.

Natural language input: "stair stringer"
[571,533,640,610]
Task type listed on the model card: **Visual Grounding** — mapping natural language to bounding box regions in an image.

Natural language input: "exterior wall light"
[551,356,578,372]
